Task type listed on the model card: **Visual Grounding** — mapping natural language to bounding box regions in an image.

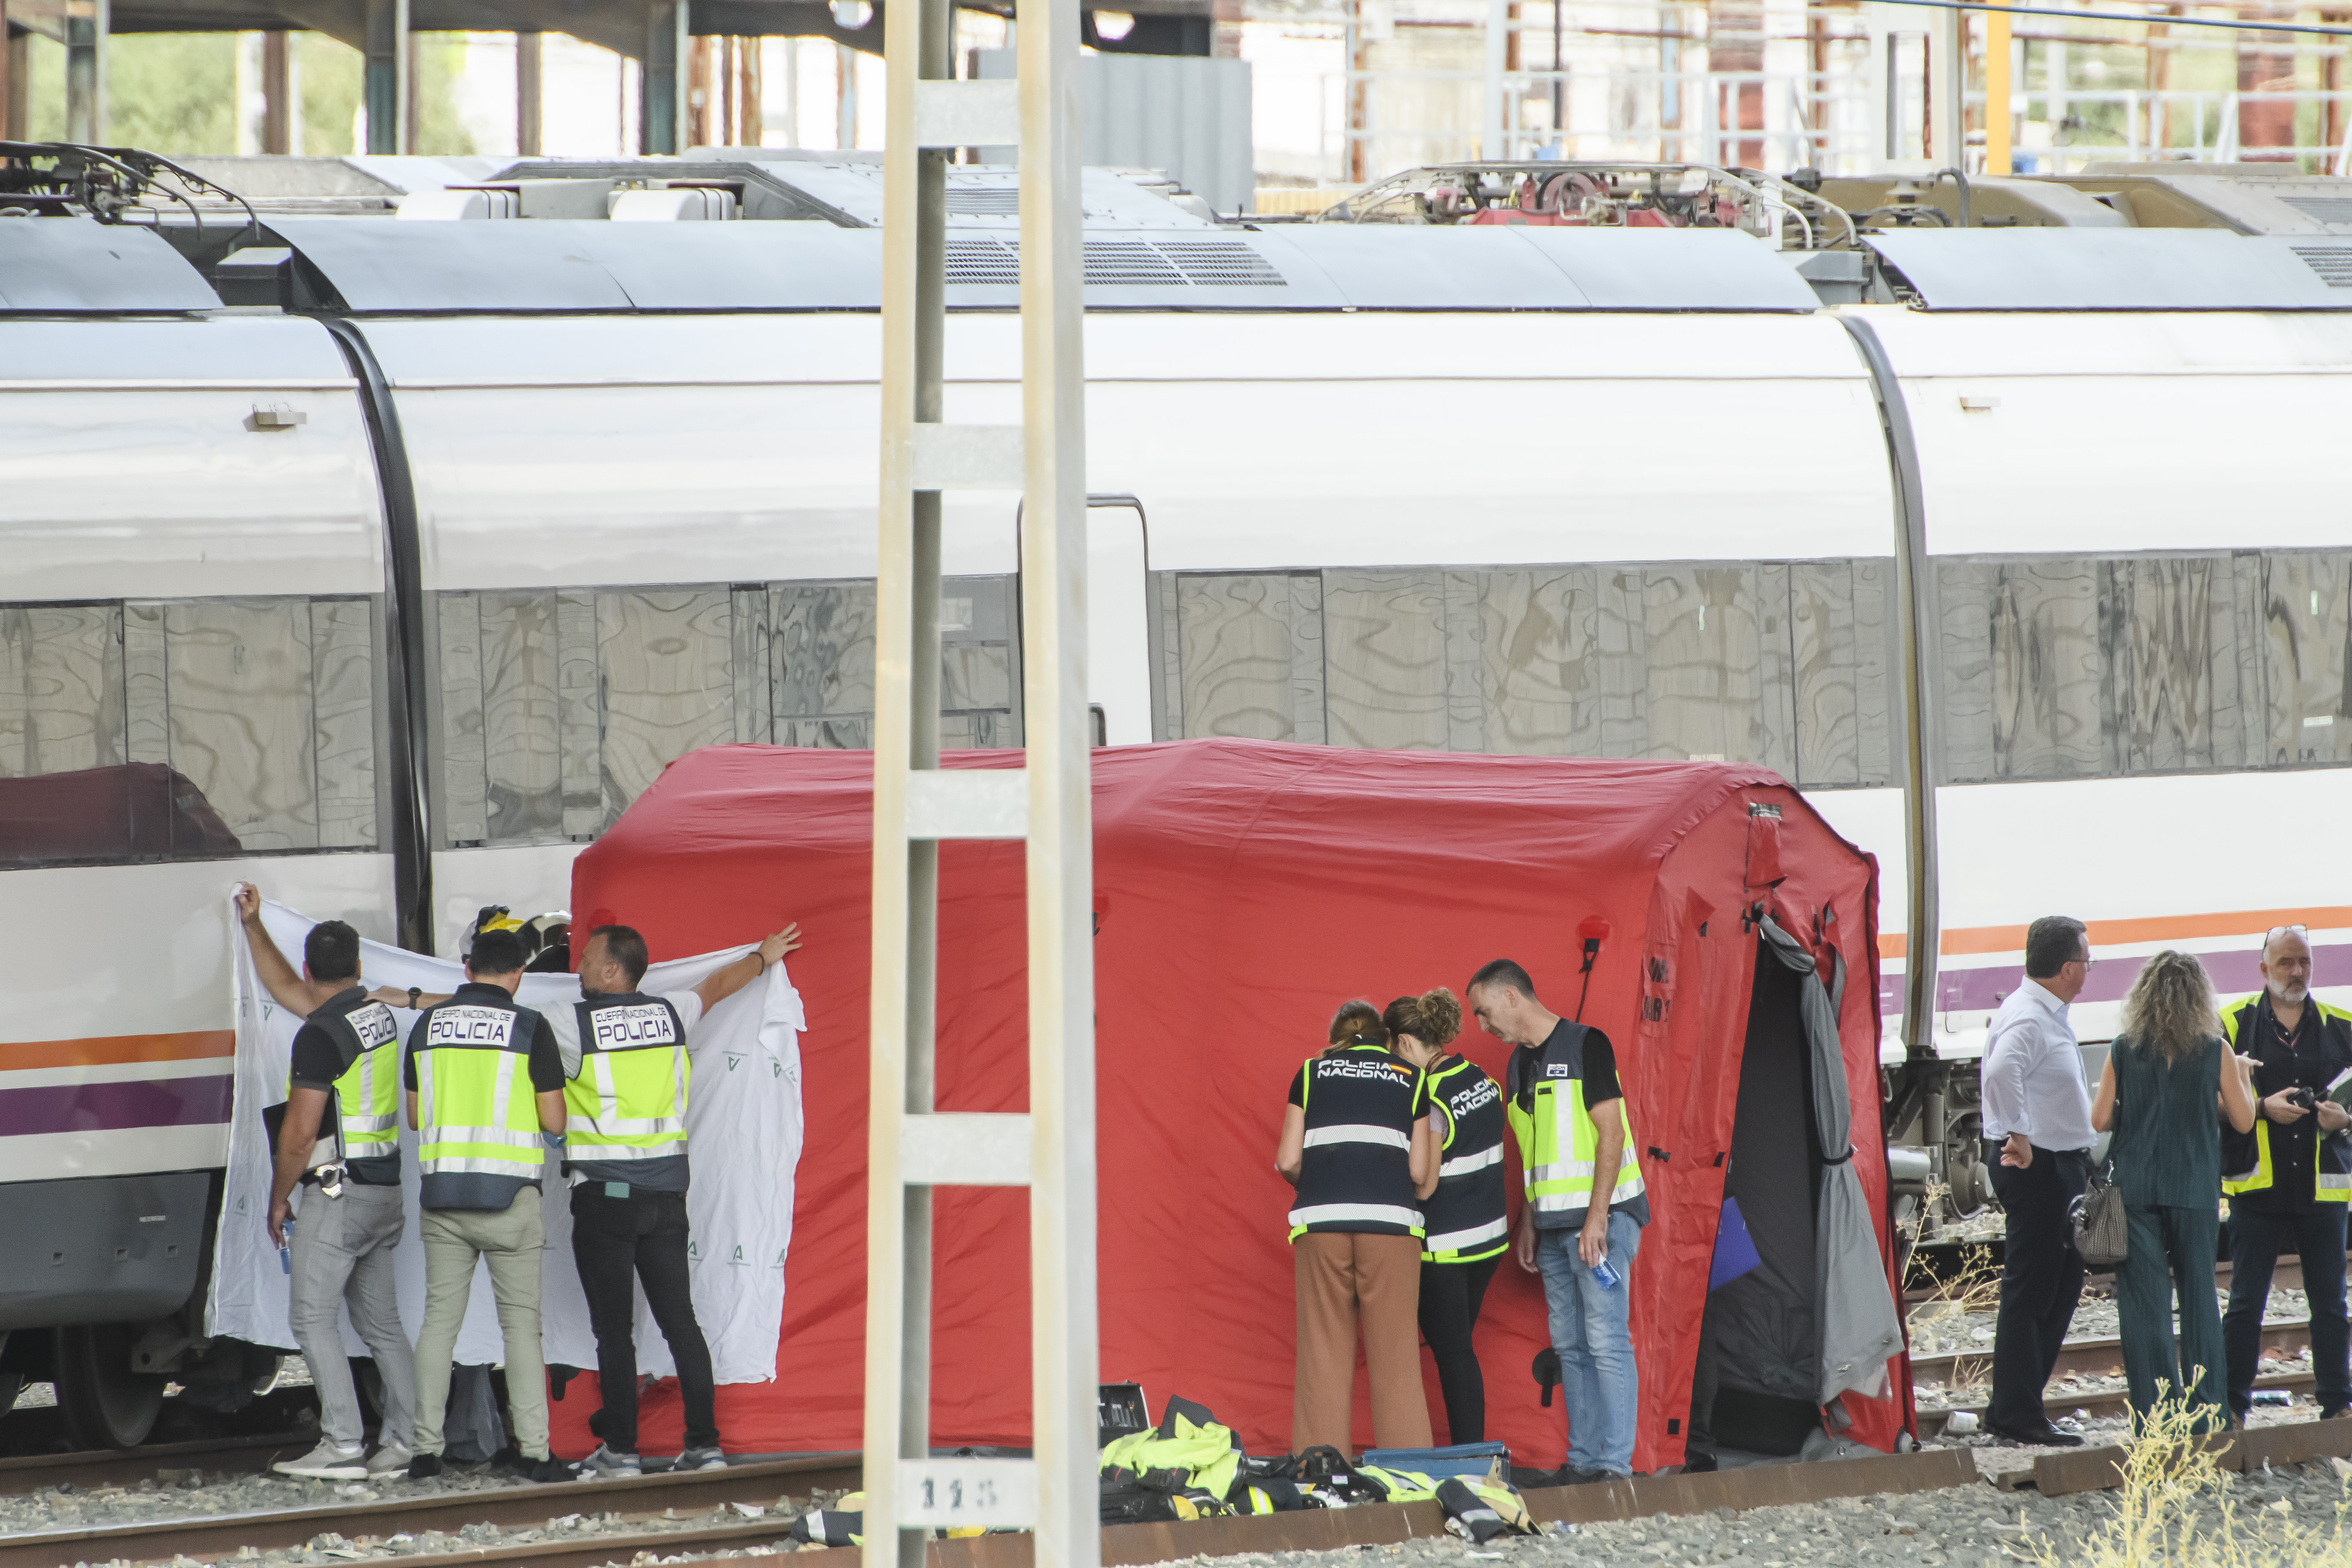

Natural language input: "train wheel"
[54,1325,165,1450]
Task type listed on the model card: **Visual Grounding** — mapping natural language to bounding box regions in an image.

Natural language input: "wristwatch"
[406,986,421,1009]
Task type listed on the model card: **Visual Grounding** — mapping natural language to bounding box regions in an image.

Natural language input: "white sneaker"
[677,1446,728,1471]
[366,1443,414,1477]
[577,1443,642,1481]
[276,1440,368,1479]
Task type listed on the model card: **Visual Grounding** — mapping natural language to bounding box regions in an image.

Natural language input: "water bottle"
[1591,1255,1621,1291]
[279,1217,294,1275]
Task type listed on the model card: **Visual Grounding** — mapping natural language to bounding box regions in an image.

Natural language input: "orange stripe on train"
[0,1030,237,1070]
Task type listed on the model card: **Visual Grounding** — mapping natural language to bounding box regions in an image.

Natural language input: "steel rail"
[1918,1369,2317,1437]
[1911,1318,2314,1385]
[0,1435,310,1498]
[0,1454,860,1568]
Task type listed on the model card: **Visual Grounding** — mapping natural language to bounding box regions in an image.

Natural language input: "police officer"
[402,928,571,1482]
[553,920,801,1478]
[1275,1000,1439,1455]
[237,885,420,1481]
[1468,958,1646,1484]
[2221,924,2352,1424]
[1385,988,1506,1445]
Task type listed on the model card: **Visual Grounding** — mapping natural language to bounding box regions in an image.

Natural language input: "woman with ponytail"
[1276,1000,1440,1454]
[1387,988,1508,1445]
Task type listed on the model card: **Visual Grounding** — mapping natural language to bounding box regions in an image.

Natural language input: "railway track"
[0,1453,860,1568]
[0,1435,312,1498]
[1917,1369,2320,1439]
[1910,1317,2315,1387]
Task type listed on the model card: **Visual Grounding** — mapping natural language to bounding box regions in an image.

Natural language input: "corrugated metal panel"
[976,51,1252,215]
[1867,229,2352,310]
[0,218,220,312]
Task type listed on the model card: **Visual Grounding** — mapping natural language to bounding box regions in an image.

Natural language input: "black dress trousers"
[1985,1142,2091,1434]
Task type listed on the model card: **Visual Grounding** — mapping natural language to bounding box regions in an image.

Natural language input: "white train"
[4,165,2351,1443]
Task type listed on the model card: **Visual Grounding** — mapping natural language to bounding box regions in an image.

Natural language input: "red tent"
[560,739,1913,1471]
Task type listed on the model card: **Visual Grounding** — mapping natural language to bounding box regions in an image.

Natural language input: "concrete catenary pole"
[866,0,1093,1563]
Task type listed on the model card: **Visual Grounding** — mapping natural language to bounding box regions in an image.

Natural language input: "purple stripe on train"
[0,1075,234,1137]
[1873,942,2352,1018]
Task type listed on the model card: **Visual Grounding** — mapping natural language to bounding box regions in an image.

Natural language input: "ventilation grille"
[942,236,1286,289]
[946,188,1021,215]
[2282,195,2352,226]
[2289,244,2352,288]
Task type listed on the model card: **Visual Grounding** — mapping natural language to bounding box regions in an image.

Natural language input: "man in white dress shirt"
[1979,915,2099,1448]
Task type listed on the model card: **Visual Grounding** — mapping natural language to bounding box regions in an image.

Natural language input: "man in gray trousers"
[239,885,421,1480]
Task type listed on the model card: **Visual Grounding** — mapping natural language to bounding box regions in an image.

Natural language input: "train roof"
[6,208,2352,316]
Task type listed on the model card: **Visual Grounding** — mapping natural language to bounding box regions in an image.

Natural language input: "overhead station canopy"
[0,216,222,312]
[242,217,1823,313]
[1867,228,2352,310]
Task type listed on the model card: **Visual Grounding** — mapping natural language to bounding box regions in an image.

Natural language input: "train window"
[0,596,382,866]
[2258,552,2352,767]
[1935,551,2348,781]
[1158,562,1892,787]
[433,575,1019,848]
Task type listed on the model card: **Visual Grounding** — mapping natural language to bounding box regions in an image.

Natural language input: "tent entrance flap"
[1691,944,1824,1457]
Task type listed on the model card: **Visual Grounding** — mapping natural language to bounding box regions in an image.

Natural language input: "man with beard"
[2221,925,2352,1423]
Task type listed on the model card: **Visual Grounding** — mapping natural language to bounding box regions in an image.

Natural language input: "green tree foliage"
[19,29,474,156]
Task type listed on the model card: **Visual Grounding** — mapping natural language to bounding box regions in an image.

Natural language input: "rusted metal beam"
[0,1433,305,1498]
[2027,1417,2352,1497]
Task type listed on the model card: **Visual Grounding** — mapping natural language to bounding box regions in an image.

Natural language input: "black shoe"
[523,1456,575,1484]
[1987,1420,2083,1448]
[2322,1405,2350,1421]
[1559,1466,1614,1486]
[1682,1451,1719,1474]
[406,1452,444,1481]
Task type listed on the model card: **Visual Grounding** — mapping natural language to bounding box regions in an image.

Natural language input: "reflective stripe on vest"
[416,1041,542,1181]
[1286,1202,1424,1231]
[1438,1143,1503,1178]
[1302,1124,1411,1151]
[564,998,689,1161]
[2224,1118,2352,1204]
[1423,1214,1510,1255]
[1506,1073,1643,1216]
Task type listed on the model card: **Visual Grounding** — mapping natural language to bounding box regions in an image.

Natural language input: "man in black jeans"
[1979,916,2099,1448]
[550,920,801,1478]
[2220,926,2352,1422]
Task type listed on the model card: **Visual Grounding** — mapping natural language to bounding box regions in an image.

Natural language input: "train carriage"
[4,180,2351,1443]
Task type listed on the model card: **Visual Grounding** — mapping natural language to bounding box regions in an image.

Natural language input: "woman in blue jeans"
[2091,950,2257,1430]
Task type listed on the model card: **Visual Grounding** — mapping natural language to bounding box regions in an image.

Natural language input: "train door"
[1085,498,1152,746]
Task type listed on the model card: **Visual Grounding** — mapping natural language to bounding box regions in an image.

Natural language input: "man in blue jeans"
[1470,960,1648,1483]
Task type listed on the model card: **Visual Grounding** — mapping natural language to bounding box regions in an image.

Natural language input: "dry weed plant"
[2031,1393,2352,1568]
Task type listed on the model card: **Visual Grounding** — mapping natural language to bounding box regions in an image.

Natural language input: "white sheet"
[207,898,804,1384]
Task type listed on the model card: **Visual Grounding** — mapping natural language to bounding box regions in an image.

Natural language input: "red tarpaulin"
[558,740,1912,1470]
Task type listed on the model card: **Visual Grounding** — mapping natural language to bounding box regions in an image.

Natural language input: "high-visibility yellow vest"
[413,1000,545,1185]
[291,990,400,1171]
[2221,994,2352,1206]
[564,994,689,1164]
[1505,1027,1642,1222]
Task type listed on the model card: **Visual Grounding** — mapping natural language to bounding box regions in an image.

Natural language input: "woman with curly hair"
[1276,1000,1440,1454]
[2092,949,2258,1428]
[1386,987,1507,1445]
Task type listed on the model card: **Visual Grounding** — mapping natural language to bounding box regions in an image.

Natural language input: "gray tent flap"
[1759,917,1906,1405]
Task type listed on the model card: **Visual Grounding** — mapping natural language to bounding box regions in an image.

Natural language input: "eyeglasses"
[2268,925,2309,942]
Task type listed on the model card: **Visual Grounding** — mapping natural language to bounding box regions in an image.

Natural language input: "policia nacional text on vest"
[1422,1056,1508,1264]
[1504,1022,1644,1226]
[410,986,551,1209]
[2221,993,2352,1207]
[292,989,402,1184]
[1288,1043,1428,1240]
[565,993,691,1191]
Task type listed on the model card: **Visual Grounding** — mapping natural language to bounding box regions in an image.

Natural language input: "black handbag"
[2070,1162,2128,1269]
